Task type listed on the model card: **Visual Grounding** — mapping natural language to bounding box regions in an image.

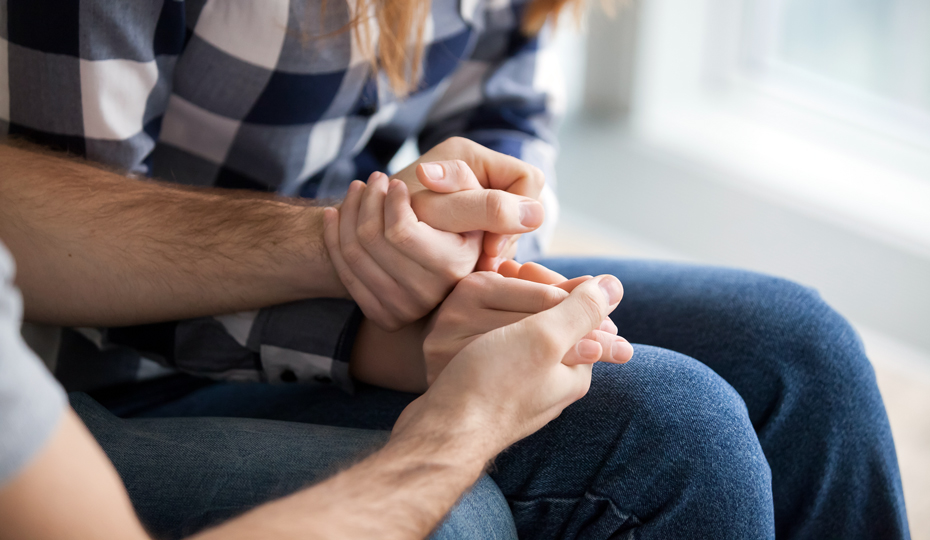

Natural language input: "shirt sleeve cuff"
[251,299,362,394]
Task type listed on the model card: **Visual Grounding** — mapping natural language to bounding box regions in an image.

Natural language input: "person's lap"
[81,257,909,539]
[71,392,517,540]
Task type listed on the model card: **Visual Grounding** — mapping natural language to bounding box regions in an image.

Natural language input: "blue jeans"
[78,258,910,539]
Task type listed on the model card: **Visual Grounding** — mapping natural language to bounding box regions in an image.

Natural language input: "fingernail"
[611,340,634,362]
[497,237,507,253]
[421,163,444,181]
[576,340,601,360]
[597,276,623,304]
[519,201,544,227]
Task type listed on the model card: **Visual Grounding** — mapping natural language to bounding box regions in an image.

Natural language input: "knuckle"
[335,266,357,289]
[483,191,508,224]
[577,290,606,326]
[341,243,366,267]
[450,159,471,178]
[357,222,381,246]
[384,221,414,247]
[465,271,496,293]
[458,271,486,292]
[442,136,470,153]
[540,286,566,312]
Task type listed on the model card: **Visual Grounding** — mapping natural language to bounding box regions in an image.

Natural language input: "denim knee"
[430,474,518,540]
[727,275,883,423]
[590,346,774,518]
[496,346,775,539]
[745,276,871,374]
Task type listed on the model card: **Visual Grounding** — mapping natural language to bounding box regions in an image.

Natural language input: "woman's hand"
[391,137,546,271]
[422,270,634,385]
[323,172,483,331]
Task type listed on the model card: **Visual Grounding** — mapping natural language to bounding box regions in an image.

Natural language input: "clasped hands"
[323,137,634,395]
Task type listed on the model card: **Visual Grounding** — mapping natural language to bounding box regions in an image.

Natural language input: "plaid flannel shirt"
[1,0,562,393]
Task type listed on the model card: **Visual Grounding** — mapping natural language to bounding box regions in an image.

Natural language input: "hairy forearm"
[0,143,346,326]
[195,428,493,540]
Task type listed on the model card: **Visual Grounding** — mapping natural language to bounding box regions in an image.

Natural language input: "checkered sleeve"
[2,1,363,393]
[107,300,362,392]
[418,4,564,260]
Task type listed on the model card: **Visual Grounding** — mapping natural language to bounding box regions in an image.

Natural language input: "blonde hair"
[345,0,584,96]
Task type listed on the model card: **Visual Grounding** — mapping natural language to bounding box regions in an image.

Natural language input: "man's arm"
[0,405,491,540]
[195,420,493,539]
[0,273,622,540]
[0,143,345,327]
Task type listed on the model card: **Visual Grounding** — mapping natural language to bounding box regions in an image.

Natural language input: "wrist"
[350,317,428,393]
[385,412,497,475]
[284,205,349,299]
[391,394,504,467]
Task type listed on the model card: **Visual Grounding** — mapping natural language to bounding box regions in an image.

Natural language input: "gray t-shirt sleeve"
[0,242,67,488]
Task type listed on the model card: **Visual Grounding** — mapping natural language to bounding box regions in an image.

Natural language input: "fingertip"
[497,259,522,278]
[595,275,624,305]
[367,172,390,193]
[518,261,566,285]
[518,200,545,229]
[387,178,408,198]
[610,339,634,363]
[418,162,445,182]
[555,275,592,293]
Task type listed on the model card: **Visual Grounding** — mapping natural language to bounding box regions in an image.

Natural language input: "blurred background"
[545,0,929,535]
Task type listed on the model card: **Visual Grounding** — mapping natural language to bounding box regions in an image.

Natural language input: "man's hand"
[323,172,483,330]
[391,137,546,271]
[393,274,627,455]
[422,271,634,385]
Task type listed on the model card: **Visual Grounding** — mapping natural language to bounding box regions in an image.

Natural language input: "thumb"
[411,189,545,234]
[520,275,624,362]
[416,160,484,193]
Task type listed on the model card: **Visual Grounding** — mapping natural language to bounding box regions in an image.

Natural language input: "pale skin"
[0,275,626,540]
